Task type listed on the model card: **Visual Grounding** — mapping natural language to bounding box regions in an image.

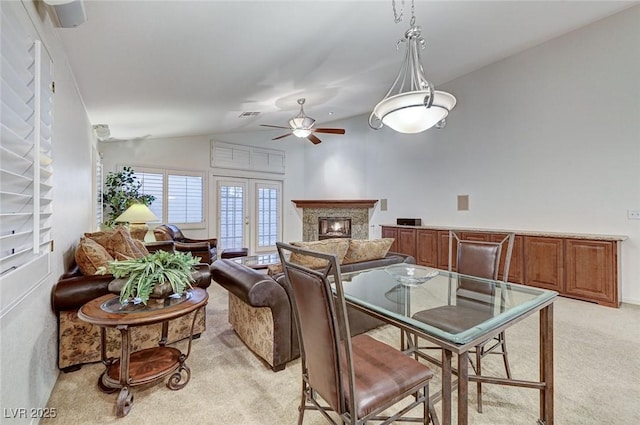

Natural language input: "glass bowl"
[385,264,440,286]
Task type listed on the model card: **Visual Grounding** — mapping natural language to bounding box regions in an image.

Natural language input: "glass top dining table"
[338,264,558,425]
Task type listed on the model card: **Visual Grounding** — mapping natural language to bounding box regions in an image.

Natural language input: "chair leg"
[500,331,512,379]
[298,381,306,425]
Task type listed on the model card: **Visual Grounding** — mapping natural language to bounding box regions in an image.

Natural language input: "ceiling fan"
[260,98,346,144]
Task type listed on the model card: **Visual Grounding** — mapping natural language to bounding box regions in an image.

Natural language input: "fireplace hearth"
[318,217,352,240]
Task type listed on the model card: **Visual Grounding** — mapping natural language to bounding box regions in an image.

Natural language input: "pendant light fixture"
[369,0,456,134]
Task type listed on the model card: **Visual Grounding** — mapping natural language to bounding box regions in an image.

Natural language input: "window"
[1,4,53,280]
[128,167,205,227]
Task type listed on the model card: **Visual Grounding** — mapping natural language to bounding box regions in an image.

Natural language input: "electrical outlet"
[627,210,640,220]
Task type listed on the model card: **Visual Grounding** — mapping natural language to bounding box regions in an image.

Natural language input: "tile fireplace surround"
[292,200,378,241]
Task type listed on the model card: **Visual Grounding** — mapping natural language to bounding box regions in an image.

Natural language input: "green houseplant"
[99,250,200,305]
[103,166,156,227]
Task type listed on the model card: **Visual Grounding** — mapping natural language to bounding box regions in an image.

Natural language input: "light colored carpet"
[43,282,640,425]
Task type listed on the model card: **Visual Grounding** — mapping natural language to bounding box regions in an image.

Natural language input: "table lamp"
[115,203,159,240]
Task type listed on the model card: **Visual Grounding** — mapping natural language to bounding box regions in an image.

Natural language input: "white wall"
[1,1,96,421]
[301,6,640,303]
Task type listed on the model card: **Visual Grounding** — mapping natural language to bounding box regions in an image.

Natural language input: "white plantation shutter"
[130,167,204,226]
[168,174,203,223]
[0,3,53,279]
[133,171,163,222]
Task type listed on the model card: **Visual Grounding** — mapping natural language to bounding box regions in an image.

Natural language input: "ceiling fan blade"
[260,124,291,129]
[272,133,293,140]
[313,128,346,135]
[307,134,322,145]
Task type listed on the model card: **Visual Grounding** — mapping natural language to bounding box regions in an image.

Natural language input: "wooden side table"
[78,288,208,417]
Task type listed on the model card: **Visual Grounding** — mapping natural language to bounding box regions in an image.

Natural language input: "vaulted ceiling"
[53,1,636,141]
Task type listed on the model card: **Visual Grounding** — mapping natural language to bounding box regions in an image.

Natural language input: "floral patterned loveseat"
[51,227,211,372]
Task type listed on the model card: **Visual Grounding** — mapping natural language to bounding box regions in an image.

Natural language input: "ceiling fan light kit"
[369,0,456,134]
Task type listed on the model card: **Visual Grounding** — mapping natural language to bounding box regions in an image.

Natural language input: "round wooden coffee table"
[78,288,208,417]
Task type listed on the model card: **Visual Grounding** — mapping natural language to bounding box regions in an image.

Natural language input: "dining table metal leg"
[458,351,469,425]
[441,349,452,425]
[538,304,554,425]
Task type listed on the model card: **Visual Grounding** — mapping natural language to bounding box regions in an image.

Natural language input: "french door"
[213,177,282,253]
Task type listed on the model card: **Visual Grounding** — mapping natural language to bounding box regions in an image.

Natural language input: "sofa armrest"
[51,274,113,312]
[211,260,288,309]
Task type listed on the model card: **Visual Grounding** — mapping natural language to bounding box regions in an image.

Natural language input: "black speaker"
[396,218,422,226]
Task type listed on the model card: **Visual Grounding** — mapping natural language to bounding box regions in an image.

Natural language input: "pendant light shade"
[375,91,456,134]
[370,3,456,134]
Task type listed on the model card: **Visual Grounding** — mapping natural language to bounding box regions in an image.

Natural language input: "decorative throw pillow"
[290,238,350,269]
[84,228,117,250]
[267,263,284,276]
[75,237,114,275]
[102,226,145,259]
[342,238,394,264]
[132,238,149,257]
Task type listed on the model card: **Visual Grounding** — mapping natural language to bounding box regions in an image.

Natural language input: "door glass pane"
[257,185,279,248]
[219,184,244,249]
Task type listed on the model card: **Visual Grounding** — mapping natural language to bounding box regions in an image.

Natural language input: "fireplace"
[318,217,352,240]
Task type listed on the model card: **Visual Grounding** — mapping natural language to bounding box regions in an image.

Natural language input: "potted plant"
[103,166,156,227]
[99,250,201,305]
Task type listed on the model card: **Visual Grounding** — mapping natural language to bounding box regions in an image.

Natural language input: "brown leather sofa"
[51,244,212,372]
[211,251,415,371]
[153,224,218,264]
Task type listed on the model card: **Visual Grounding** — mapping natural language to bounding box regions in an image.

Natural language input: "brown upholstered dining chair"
[276,242,434,425]
[411,230,514,413]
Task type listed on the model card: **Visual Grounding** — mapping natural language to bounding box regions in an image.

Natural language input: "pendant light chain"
[392,0,416,25]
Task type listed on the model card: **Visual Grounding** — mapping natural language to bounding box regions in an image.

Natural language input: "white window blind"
[130,167,204,226]
[1,4,53,278]
[168,174,203,223]
[133,171,163,222]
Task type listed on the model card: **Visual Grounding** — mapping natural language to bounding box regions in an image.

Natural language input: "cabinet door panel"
[397,228,417,258]
[524,237,564,291]
[565,239,617,306]
[416,230,437,267]
[437,231,456,271]
[381,226,399,253]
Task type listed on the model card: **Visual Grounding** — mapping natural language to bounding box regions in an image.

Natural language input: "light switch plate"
[380,198,388,211]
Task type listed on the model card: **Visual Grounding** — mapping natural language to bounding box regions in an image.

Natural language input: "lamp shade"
[115,203,158,224]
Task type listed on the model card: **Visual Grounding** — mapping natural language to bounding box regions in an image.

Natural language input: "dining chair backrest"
[450,231,515,309]
[276,242,353,415]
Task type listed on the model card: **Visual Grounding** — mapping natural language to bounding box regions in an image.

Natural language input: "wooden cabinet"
[564,239,619,308]
[524,237,564,292]
[381,225,623,307]
[381,226,398,253]
[415,229,438,267]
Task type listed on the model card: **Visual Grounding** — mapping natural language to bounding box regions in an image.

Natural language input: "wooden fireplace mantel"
[291,199,378,209]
